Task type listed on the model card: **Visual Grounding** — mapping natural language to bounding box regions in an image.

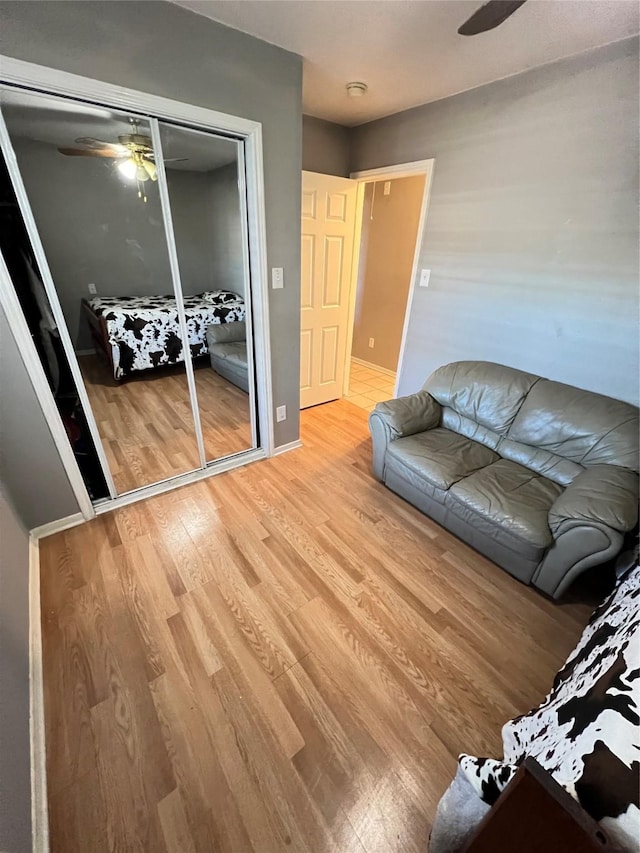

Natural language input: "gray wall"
[1,0,302,454]
[206,162,246,298]
[351,37,640,406]
[352,176,426,371]
[167,168,224,298]
[168,165,246,301]
[0,304,80,528]
[303,114,351,177]
[0,485,32,853]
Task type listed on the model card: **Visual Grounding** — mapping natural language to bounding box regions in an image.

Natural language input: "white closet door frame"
[0,56,275,506]
[236,139,259,451]
[0,110,119,500]
[149,118,207,470]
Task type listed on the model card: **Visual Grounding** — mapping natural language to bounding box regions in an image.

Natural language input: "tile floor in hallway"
[345,359,396,412]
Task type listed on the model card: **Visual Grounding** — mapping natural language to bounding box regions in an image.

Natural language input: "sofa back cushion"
[508,380,640,473]
[496,437,583,486]
[206,320,246,345]
[423,361,539,436]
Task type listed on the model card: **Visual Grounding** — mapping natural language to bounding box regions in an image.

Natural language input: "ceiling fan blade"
[74,136,115,150]
[57,147,123,158]
[162,157,189,163]
[458,0,527,36]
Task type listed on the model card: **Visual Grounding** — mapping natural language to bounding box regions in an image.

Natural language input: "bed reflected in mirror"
[1,88,203,494]
[159,121,256,463]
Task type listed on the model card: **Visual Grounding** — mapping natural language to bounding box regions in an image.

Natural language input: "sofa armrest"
[368,391,441,481]
[534,465,638,598]
[548,464,639,535]
[372,391,441,438]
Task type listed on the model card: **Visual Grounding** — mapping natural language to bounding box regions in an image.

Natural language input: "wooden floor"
[80,355,253,494]
[39,400,599,853]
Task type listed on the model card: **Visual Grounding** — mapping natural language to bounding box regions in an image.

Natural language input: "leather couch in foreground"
[369,361,639,598]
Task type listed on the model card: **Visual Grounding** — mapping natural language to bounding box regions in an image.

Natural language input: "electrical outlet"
[368,337,375,348]
[419,269,431,288]
[88,282,97,295]
[276,405,287,422]
[271,267,284,289]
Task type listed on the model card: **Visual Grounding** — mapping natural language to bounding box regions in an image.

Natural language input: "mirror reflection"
[159,121,255,463]
[1,89,205,494]
[0,147,111,501]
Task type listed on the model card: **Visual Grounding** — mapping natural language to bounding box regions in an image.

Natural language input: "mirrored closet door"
[0,84,259,502]
[158,121,257,463]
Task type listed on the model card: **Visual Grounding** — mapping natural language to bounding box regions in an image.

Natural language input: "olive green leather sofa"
[369,361,639,598]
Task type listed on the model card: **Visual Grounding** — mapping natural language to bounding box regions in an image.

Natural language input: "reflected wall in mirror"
[1,88,201,494]
[159,122,256,464]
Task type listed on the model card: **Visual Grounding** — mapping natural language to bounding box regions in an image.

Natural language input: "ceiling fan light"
[117,158,137,180]
[142,159,158,181]
[136,165,150,182]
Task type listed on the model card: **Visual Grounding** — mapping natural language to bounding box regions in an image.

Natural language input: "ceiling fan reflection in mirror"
[57,118,186,202]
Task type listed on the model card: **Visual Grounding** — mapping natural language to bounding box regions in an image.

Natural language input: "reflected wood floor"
[39,400,598,853]
[79,355,253,494]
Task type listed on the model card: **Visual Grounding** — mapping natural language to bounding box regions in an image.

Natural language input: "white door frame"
[346,159,435,397]
[0,56,275,512]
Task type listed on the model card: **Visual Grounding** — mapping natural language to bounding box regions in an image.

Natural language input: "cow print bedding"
[88,290,245,379]
[459,564,640,850]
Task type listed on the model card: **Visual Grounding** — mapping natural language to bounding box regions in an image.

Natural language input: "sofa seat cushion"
[385,428,499,500]
[446,459,563,557]
[209,341,247,369]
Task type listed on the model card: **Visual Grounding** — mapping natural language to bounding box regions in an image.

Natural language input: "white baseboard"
[29,536,49,853]
[271,439,303,456]
[30,512,85,542]
[350,357,396,378]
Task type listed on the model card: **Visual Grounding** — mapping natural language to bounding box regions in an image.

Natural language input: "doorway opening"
[345,169,428,412]
[300,160,433,411]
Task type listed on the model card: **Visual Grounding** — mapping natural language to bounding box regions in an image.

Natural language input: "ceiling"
[0,88,237,172]
[172,0,640,126]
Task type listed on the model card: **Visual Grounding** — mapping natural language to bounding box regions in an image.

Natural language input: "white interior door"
[300,170,357,409]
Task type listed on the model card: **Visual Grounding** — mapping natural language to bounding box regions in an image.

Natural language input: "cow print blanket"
[459,564,639,850]
[88,291,245,379]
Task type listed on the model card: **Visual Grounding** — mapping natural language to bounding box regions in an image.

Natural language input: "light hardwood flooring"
[79,355,253,494]
[345,360,396,413]
[39,400,599,853]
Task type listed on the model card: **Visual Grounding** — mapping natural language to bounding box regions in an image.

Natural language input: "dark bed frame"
[81,298,119,378]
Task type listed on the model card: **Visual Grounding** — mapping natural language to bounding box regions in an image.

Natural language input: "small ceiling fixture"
[346,82,368,98]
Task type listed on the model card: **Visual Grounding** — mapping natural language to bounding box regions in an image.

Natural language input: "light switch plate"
[88,282,97,294]
[272,267,284,289]
[276,405,287,422]
[419,269,431,288]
